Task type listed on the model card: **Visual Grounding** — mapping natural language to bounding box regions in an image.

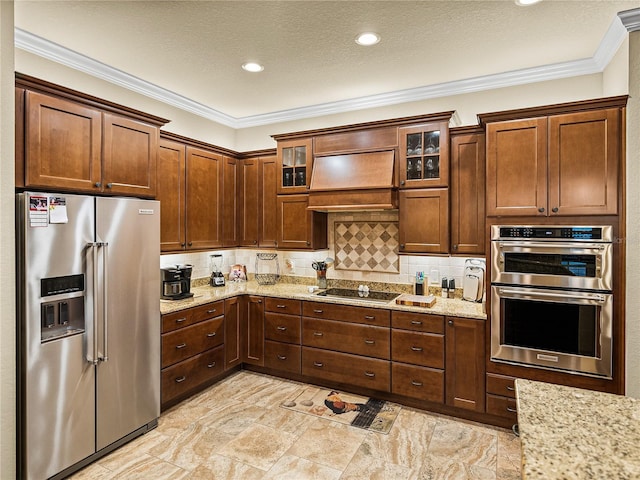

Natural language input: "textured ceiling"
[13,0,640,122]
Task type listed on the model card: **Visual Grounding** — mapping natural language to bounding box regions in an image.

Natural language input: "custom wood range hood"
[307,150,397,211]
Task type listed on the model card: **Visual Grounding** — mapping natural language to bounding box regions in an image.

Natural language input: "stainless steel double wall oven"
[490,225,613,378]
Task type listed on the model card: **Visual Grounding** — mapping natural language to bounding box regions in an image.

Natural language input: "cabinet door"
[486,118,547,216]
[260,155,278,247]
[445,317,485,412]
[398,189,449,254]
[185,146,222,249]
[222,156,238,247]
[25,91,102,192]
[548,109,619,216]
[224,297,241,370]
[277,194,327,250]
[242,295,264,366]
[277,138,313,194]
[15,88,25,188]
[157,138,186,252]
[102,113,159,197]
[239,158,259,246]
[399,122,449,188]
[450,132,485,255]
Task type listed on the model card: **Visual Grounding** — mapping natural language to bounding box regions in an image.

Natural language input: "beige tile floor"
[70,371,522,480]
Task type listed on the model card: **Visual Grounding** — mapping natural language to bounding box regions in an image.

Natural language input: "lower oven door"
[491,285,612,378]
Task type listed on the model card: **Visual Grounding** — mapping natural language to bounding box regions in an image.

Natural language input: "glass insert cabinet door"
[399,123,449,188]
[277,138,313,194]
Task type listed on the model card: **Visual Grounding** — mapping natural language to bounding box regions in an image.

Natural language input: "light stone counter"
[516,379,640,479]
[160,281,486,320]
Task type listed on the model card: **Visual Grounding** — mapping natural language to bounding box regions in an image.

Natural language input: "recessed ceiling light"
[242,62,264,72]
[355,32,380,46]
[515,0,542,5]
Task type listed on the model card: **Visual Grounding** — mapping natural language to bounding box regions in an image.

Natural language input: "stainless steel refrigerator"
[16,192,161,480]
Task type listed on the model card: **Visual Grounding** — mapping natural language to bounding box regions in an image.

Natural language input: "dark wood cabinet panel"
[450,131,485,255]
[222,156,238,247]
[486,394,517,422]
[486,373,516,399]
[313,126,398,155]
[242,295,264,366]
[548,108,619,215]
[265,297,302,315]
[264,341,301,374]
[399,122,449,188]
[398,188,449,254]
[25,90,102,192]
[259,156,278,247]
[445,317,485,412]
[158,138,186,252]
[161,316,224,368]
[15,87,25,188]
[303,302,390,327]
[276,138,313,194]
[265,313,301,344]
[391,311,444,334]
[391,362,444,403]
[102,113,158,197]
[239,158,259,246]
[276,194,327,250]
[224,297,241,370]
[185,146,222,249]
[391,330,444,368]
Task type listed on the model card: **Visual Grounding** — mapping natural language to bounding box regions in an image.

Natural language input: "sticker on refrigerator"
[48,196,68,224]
[28,195,48,227]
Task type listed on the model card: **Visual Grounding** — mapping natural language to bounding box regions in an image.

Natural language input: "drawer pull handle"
[411,346,423,352]
[175,317,187,323]
[364,339,375,345]
[410,320,423,325]
[276,304,287,309]
[364,315,375,320]
[277,355,287,360]
[506,385,515,391]
[175,376,186,383]
[176,343,187,349]
[313,361,324,367]
[314,332,324,337]
[364,371,376,378]
[207,332,216,337]
[313,309,324,314]
[207,309,217,314]
[411,380,423,387]
[207,362,216,368]
[507,407,517,413]
[277,326,287,331]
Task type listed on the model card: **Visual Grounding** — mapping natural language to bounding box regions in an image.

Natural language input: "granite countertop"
[160,281,486,320]
[516,379,640,479]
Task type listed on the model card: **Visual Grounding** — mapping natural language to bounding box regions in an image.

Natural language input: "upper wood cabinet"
[222,156,238,247]
[276,138,313,194]
[239,155,278,247]
[450,129,485,255]
[484,100,624,217]
[399,121,449,188]
[398,188,449,254]
[276,194,327,250]
[18,76,168,197]
[158,138,186,252]
[260,156,279,247]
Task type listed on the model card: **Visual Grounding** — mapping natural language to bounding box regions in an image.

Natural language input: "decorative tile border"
[334,222,399,273]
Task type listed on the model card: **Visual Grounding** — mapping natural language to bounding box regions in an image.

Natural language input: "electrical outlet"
[429,269,439,284]
[285,258,295,273]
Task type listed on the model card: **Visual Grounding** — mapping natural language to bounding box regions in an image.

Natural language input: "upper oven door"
[491,241,612,291]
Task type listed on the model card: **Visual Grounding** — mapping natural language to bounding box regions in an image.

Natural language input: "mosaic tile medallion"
[334,222,399,273]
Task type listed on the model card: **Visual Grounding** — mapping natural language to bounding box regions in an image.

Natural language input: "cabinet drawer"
[191,301,224,323]
[303,301,390,327]
[302,317,390,359]
[162,309,194,334]
[162,316,224,368]
[391,330,444,368]
[302,347,390,392]
[486,393,518,421]
[264,341,301,374]
[265,297,302,315]
[161,345,224,405]
[265,312,301,344]
[391,311,444,334]
[486,373,517,398]
[391,362,444,403]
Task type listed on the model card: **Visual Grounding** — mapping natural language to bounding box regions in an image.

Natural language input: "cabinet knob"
[253,240,257,245]
[400,180,405,185]
[400,244,405,249]
[306,241,311,246]
[452,244,458,251]
[175,376,186,383]
[207,362,216,368]
[181,243,186,247]
[448,320,453,326]
[106,183,113,189]
[364,371,376,378]
[188,242,193,247]
[95,182,102,188]
[538,207,545,213]
[552,207,559,213]
[277,355,287,360]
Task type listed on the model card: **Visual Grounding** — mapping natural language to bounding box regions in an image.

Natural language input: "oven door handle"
[497,288,606,303]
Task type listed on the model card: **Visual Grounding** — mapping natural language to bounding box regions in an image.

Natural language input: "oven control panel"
[494,226,611,242]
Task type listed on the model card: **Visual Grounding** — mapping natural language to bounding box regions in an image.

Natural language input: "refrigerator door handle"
[99,242,109,362]
[88,242,99,365]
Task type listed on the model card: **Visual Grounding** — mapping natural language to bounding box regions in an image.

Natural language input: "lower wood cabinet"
[486,373,518,423]
[264,297,302,374]
[391,363,444,403]
[161,346,224,405]
[242,295,265,366]
[224,297,241,370]
[264,341,301,374]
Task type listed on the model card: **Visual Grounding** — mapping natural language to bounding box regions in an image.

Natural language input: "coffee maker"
[209,254,225,287]
[161,264,194,300]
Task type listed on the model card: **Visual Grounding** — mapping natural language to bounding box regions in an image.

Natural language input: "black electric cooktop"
[315,288,399,302]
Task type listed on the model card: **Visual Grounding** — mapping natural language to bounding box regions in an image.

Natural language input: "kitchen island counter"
[516,379,640,479]
[160,281,486,320]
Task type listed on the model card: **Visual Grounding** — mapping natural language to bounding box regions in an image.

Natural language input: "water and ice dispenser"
[40,274,85,342]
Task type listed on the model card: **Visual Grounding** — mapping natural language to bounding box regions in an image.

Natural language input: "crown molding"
[15,15,629,129]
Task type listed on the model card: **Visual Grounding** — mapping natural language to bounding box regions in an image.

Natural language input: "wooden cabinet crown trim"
[16,72,170,126]
[477,95,628,126]
[160,130,241,158]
